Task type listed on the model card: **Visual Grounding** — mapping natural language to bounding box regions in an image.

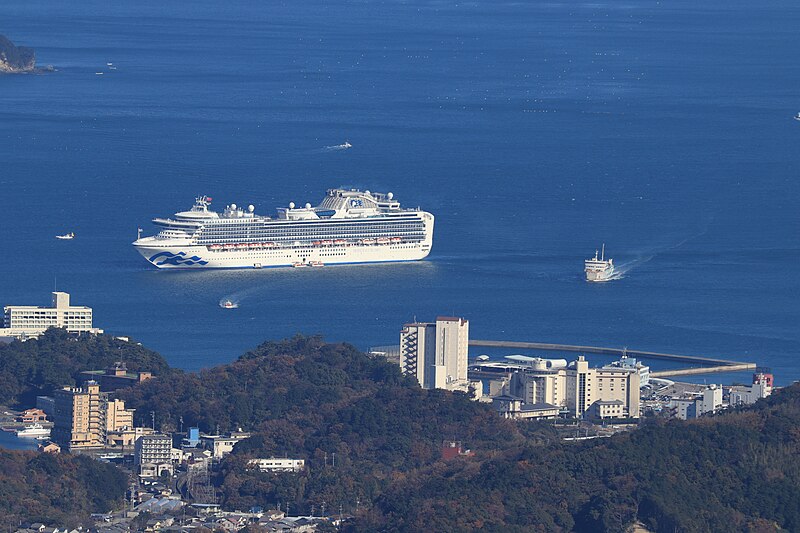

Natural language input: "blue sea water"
[1,0,798,383]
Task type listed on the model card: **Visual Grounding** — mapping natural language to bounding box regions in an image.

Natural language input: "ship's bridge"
[174,196,220,220]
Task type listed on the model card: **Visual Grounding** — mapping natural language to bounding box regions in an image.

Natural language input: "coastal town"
[0,292,778,531]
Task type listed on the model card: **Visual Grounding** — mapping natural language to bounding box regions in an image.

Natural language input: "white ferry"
[133,188,435,269]
[585,244,615,282]
[16,423,51,438]
[56,232,75,240]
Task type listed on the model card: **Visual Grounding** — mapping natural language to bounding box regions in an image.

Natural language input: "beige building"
[51,381,135,449]
[400,316,469,392]
[504,356,640,419]
[566,356,640,419]
[2,291,102,338]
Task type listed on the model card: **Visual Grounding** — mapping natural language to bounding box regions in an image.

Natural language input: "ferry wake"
[133,188,434,269]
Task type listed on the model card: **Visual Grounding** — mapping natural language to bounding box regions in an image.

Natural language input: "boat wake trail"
[320,141,352,152]
[613,226,709,278]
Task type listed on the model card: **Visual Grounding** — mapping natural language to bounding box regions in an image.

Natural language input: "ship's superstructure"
[133,189,435,269]
[585,244,615,282]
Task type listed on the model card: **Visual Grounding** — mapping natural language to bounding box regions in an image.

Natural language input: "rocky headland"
[0,34,36,73]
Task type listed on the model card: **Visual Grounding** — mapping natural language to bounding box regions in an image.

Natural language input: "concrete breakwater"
[468,339,757,376]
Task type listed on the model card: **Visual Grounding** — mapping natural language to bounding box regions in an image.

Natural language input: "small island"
[0,34,36,74]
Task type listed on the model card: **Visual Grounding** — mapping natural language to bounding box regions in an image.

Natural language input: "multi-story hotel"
[1,291,102,339]
[400,316,470,392]
[475,355,641,419]
[51,381,135,449]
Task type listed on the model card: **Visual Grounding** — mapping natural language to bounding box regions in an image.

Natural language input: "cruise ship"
[585,244,615,282]
[133,189,435,269]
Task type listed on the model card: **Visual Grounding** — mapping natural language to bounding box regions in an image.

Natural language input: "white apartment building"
[399,316,469,392]
[669,385,723,420]
[730,372,773,406]
[2,292,102,338]
[248,458,305,473]
[135,433,174,478]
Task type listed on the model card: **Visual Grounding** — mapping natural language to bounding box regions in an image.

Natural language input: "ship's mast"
[601,243,605,261]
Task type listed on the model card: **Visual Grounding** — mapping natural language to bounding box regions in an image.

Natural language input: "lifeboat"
[312,241,322,246]
[263,242,276,248]
[377,237,390,244]
[236,243,249,250]
[333,239,346,245]
[321,240,333,246]
[223,244,236,250]
[249,243,261,249]
[390,237,402,242]
[209,244,222,251]
[362,238,376,245]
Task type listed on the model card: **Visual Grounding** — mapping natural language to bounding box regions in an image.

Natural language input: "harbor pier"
[468,340,757,377]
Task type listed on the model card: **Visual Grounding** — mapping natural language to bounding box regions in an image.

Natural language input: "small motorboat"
[56,232,75,240]
[795,112,800,121]
[219,299,238,309]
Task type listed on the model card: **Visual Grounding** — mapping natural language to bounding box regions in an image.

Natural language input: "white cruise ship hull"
[134,240,433,269]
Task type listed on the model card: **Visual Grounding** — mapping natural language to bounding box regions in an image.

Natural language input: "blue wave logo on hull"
[149,251,209,267]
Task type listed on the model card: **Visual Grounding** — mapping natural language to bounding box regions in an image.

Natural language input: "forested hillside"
[350,386,800,532]
[120,335,800,532]
[0,450,127,527]
[3,332,800,532]
[0,329,170,406]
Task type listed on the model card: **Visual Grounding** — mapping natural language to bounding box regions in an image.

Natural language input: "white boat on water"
[795,112,800,121]
[16,423,51,438]
[220,299,238,309]
[56,232,75,240]
[585,244,615,282]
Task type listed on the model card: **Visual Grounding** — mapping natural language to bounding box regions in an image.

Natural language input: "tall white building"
[400,316,469,392]
[2,292,102,338]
